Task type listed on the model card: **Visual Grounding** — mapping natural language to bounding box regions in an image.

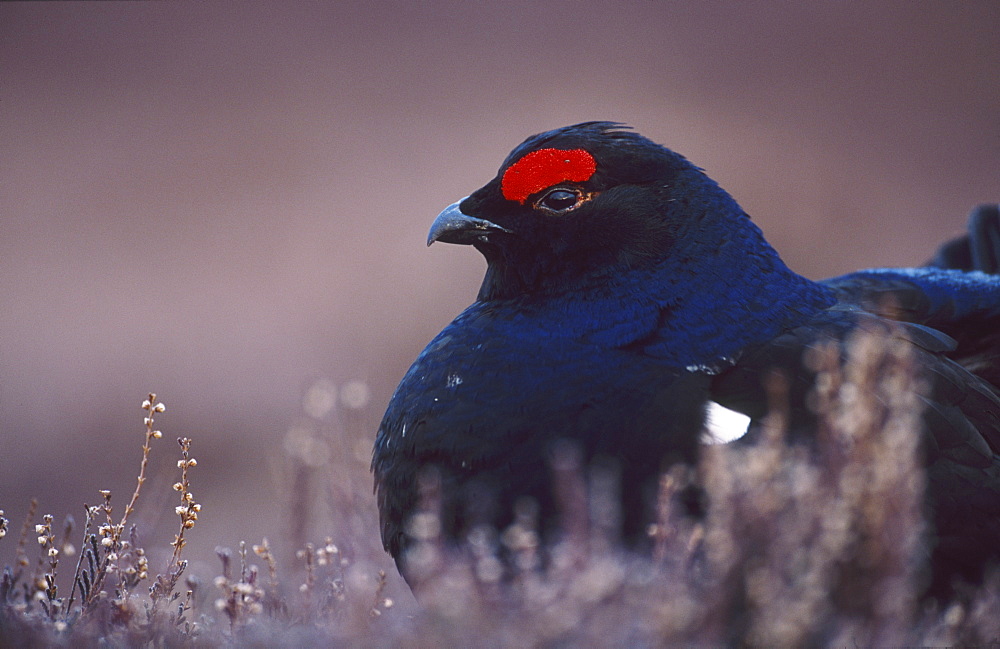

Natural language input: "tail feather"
[928,204,1000,273]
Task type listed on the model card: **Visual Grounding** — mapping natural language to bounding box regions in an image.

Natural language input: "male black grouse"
[373,122,1000,598]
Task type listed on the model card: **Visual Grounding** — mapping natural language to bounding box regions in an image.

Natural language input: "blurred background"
[2,1,998,596]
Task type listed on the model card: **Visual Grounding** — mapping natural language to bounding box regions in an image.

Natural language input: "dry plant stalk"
[148,435,201,610]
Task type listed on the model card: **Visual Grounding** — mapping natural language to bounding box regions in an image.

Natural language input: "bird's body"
[373,122,1000,597]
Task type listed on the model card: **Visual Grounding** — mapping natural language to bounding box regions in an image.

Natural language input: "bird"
[372,122,1000,599]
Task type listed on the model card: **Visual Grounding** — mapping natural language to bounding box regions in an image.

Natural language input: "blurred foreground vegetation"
[1,331,998,647]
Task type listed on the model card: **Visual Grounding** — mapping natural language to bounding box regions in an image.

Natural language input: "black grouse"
[372,122,1000,598]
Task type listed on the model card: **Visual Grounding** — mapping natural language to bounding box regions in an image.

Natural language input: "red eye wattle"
[501,148,597,204]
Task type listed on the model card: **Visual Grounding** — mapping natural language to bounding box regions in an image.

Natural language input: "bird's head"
[428,122,745,301]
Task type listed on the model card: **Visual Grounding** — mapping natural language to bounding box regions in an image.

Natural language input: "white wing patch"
[702,401,751,444]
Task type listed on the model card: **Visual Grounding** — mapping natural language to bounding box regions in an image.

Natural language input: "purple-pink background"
[2,2,998,579]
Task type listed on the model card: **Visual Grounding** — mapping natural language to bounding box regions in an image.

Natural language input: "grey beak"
[427,199,511,246]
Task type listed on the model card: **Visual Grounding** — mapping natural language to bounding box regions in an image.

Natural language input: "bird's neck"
[648,208,835,364]
[476,198,834,366]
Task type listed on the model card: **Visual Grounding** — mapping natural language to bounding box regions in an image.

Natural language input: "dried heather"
[2,343,999,647]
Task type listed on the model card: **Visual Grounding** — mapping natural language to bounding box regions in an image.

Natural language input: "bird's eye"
[536,188,582,214]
